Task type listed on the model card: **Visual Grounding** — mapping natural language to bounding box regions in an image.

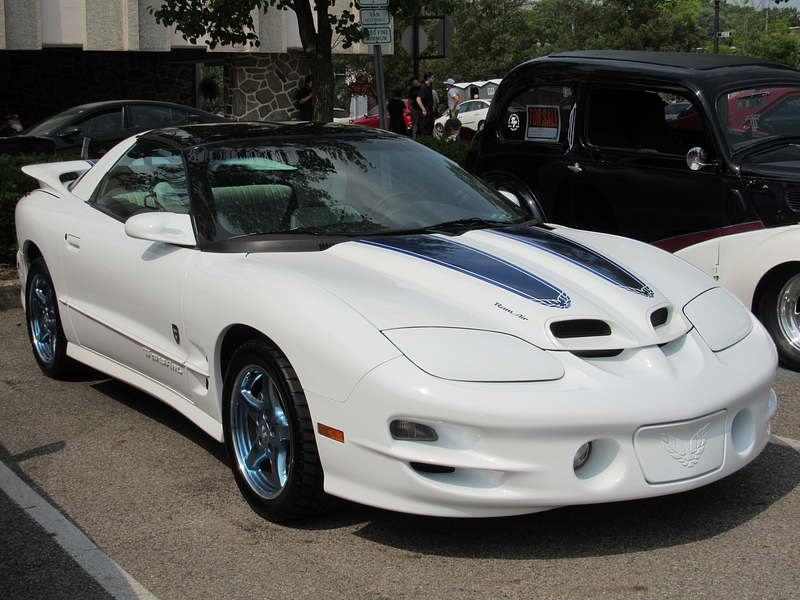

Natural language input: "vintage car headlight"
[683,287,753,351]
[382,327,564,382]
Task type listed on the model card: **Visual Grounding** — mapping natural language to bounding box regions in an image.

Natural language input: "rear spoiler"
[20,160,94,196]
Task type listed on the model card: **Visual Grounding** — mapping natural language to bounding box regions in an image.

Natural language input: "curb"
[0,280,21,312]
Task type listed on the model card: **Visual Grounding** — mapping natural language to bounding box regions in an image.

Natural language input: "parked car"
[16,122,776,522]
[350,100,411,132]
[664,100,692,120]
[332,107,352,123]
[0,100,228,158]
[435,98,491,137]
[467,50,800,370]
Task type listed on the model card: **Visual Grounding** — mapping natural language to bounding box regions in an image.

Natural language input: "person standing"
[415,72,435,137]
[445,78,461,117]
[296,76,314,121]
[408,77,422,139]
[387,90,407,135]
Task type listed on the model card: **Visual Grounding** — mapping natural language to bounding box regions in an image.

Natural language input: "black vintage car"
[467,50,800,370]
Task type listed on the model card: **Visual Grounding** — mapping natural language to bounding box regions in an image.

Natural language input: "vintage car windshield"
[186,136,530,243]
[717,86,800,154]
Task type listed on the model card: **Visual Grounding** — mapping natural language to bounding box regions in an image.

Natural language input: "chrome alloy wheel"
[29,272,58,364]
[230,366,292,499]
[777,273,800,351]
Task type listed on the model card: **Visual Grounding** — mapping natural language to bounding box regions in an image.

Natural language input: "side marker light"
[318,423,345,443]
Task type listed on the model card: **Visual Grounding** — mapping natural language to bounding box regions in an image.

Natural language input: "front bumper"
[308,318,778,518]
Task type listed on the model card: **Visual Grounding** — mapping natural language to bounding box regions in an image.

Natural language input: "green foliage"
[414,135,469,168]
[0,154,79,264]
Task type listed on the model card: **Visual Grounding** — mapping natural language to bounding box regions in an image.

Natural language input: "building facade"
[0,0,381,125]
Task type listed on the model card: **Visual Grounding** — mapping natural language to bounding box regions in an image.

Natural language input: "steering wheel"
[144,192,168,212]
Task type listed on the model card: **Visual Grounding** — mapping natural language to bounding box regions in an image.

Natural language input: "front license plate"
[634,410,726,484]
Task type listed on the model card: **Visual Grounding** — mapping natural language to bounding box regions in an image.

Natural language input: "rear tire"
[222,339,337,522]
[25,258,73,379]
[756,265,800,371]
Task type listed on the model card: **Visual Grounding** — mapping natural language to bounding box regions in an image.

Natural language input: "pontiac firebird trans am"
[15,123,778,522]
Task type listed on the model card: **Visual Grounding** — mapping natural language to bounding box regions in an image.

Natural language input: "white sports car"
[15,122,777,522]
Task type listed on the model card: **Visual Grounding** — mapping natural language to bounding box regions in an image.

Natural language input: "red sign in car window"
[526,105,560,142]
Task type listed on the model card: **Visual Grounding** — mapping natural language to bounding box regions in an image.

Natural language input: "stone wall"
[0,48,200,127]
[224,51,308,122]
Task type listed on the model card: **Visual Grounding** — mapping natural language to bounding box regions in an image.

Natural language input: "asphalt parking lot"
[1,298,799,600]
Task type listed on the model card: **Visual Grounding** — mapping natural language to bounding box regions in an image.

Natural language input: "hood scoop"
[550,319,612,339]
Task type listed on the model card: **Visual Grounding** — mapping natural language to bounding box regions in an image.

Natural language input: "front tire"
[26,258,72,379]
[757,265,800,371]
[222,339,335,522]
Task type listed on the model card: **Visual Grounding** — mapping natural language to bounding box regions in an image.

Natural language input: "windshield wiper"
[423,217,524,234]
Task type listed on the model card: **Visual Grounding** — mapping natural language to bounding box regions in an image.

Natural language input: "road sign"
[402,26,427,54]
[717,31,733,37]
[363,26,392,45]
[358,0,389,6]
[360,8,390,26]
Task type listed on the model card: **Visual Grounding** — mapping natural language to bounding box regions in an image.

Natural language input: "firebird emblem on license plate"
[661,423,710,468]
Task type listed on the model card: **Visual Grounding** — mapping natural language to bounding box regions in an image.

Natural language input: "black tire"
[25,258,73,379]
[434,123,444,138]
[222,339,336,522]
[477,120,485,132]
[756,265,800,371]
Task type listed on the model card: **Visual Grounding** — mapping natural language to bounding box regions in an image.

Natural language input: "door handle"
[567,163,582,173]
[66,234,81,252]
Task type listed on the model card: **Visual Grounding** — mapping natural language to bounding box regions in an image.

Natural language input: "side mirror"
[59,127,82,139]
[687,147,714,171]
[125,212,196,246]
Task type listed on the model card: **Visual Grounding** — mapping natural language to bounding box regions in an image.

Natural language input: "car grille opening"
[410,462,455,474]
[786,191,800,212]
[570,349,623,358]
[650,307,669,327]
[550,319,611,339]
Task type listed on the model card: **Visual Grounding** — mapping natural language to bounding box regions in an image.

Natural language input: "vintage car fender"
[715,225,800,308]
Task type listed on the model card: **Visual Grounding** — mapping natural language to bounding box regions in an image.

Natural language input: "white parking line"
[0,461,160,600]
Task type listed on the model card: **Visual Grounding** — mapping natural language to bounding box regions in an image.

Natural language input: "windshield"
[186,136,529,243]
[717,86,800,154]
[24,108,85,136]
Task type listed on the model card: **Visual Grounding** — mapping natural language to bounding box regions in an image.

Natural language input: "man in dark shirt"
[415,72,435,137]
[296,76,314,121]
[408,77,421,138]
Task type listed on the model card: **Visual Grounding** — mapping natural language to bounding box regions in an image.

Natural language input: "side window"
[585,87,710,157]
[76,108,124,135]
[91,143,190,221]
[500,85,573,144]
[130,105,189,129]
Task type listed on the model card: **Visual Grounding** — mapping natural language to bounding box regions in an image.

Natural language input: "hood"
[251,226,718,352]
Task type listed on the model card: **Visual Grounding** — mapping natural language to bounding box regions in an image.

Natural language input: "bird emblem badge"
[661,423,710,468]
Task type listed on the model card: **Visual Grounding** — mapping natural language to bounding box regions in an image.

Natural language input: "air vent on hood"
[550,319,612,339]
[650,307,669,328]
[786,191,800,212]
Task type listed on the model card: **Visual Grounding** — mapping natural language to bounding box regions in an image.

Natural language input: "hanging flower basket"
[345,70,374,97]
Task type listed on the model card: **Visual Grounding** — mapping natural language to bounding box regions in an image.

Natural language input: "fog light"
[573,441,593,471]
[390,420,438,441]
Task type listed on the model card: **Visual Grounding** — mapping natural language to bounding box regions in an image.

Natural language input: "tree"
[150,0,456,122]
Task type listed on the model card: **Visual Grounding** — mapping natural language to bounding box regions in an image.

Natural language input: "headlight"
[683,287,752,351]
[382,327,565,382]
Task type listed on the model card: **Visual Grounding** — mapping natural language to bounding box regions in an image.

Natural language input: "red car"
[350,99,411,133]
